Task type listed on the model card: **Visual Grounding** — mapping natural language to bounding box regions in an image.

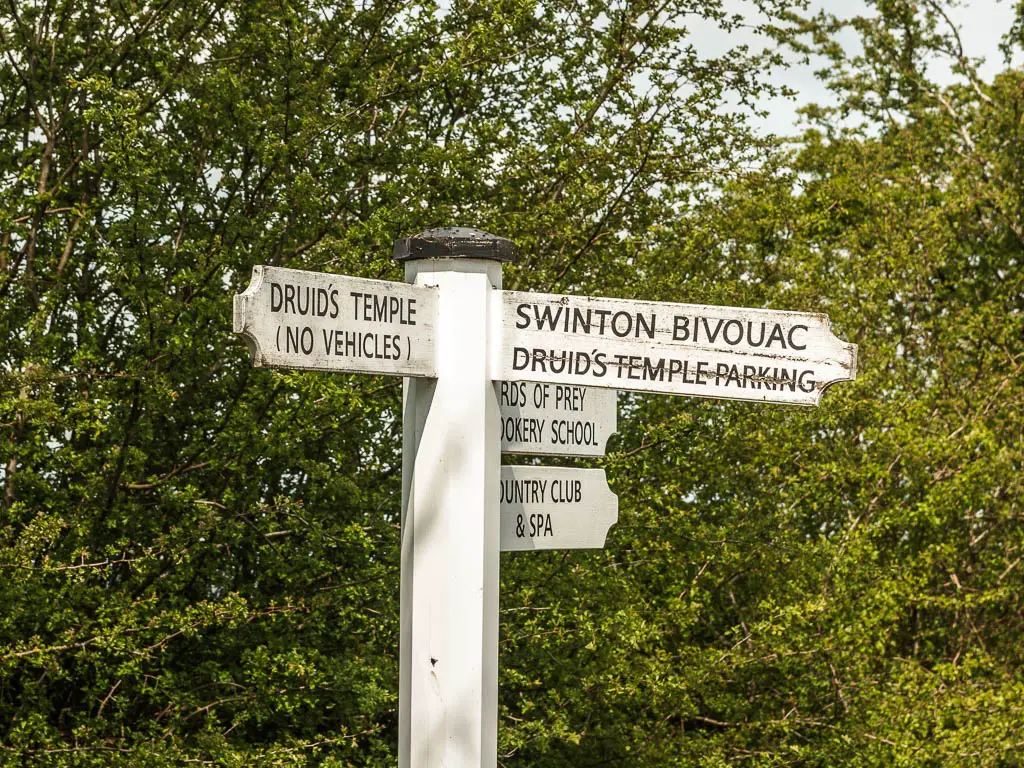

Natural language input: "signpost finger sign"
[498,381,617,457]
[496,290,856,406]
[499,466,617,551]
[233,265,437,377]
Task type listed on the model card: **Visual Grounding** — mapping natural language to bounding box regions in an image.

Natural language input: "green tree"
[0,1,801,764]
[494,2,1023,764]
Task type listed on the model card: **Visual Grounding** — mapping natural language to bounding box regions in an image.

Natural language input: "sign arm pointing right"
[497,291,858,406]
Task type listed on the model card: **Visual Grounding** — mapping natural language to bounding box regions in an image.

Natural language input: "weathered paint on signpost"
[233,265,437,377]
[230,227,861,768]
[499,466,618,551]
[498,381,617,457]
[495,290,857,406]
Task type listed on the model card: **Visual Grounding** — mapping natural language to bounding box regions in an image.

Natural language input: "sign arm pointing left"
[232,265,438,377]
[232,265,267,365]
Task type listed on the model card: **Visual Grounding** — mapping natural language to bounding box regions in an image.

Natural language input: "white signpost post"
[498,381,617,456]
[233,227,859,768]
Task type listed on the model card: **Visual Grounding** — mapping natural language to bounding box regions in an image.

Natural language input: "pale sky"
[695,0,1019,136]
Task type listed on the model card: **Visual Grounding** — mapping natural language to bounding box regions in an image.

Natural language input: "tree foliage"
[2,0,1023,765]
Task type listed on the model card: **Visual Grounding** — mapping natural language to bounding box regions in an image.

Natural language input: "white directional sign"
[498,381,617,457]
[234,265,437,376]
[499,466,618,551]
[496,290,857,406]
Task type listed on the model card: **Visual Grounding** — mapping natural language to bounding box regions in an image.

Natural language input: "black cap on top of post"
[393,227,516,263]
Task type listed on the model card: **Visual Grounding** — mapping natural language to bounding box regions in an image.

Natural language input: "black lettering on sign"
[528,514,553,537]
[788,325,808,350]
[696,364,820,391]
[611,311,632,338]
[532,383,548,408]
[550,351,568,374]
[512,347,529,371]
[349,291,418,324]
[500,381,528,408]
[669,359,683,381]
[550,420,596,446]
[318,330,405,361]
[500,478,548,504]
[613,354,628,379]
[502,417,545,445]
[778,368,795,391]
[270,282,341,317]
[670,314,813,351]
[723,320,743,345]
[713,363,731,386]
[573,352,591,375]
[515,304,531,330]
[696,361,710,384]
[530,304,565,332]
[673,315,689,341]
[283,325,314,355]
[531,348,547,373]
[627,355,643,380]
[554,386,586,411]
[743,365,758,388]
[643,358,665,382]
[550,479,582,503]
[511,347,610,378]
[516,304,658,337]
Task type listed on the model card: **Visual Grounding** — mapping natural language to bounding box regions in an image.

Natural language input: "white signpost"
[233,265,437,376]
[498,381,617,456]
[496,289,857,406]
[499,466,617,551]
[233,227,858,768]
